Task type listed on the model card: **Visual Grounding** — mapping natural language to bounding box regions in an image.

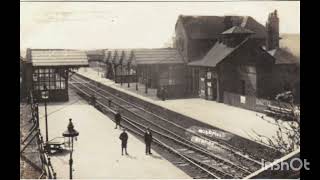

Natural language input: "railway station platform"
[76,67,291,144]
[37,89,190,179]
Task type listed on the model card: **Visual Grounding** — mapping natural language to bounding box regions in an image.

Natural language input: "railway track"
[70,74,265,165]
[71,74,276,163]
[70,82,220,178]
[70,74,263,178]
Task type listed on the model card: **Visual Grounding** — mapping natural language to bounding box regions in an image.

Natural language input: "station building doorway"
[199,70,217,101]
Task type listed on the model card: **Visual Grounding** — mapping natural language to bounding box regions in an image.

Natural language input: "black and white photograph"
[20,0,301,179]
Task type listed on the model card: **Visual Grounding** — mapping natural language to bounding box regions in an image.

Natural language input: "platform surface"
[77,68,292,143]
[38,89,190,179]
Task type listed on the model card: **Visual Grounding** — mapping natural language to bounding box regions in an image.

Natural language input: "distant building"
[187,10,299,111]
[96,10,299,109]
[188,26,274,110]
[175,15,268,97]
[132,48,186,98]
[102,48,186,99]
[86,49,105,62]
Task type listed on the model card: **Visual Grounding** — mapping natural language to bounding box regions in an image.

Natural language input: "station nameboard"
[186,126,233,141]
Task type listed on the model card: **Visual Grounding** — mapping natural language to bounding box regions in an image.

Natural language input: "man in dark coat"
[144,128,153,155]
[114,110,121,129]
[159,87,165,101]
[119,128,128,155]
[162,87,167,101]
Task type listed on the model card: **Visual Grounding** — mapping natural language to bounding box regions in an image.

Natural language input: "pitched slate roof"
[267,48,299,65]
[241,16,267,39]
[188,40,245,67]
[221,26,254,35]
[28,49,88,67]
[189,37,279,68]
[177,15,266,40]
[132,48,184,65]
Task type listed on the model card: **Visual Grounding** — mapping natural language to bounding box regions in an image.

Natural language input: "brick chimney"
[266,10,280,50]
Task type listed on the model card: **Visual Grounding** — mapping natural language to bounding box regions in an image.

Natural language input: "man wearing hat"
[119,128,128,155]
[144,128,153,155]
[114,108,122,129]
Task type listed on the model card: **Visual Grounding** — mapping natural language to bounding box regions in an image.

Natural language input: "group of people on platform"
[115,110,153,156]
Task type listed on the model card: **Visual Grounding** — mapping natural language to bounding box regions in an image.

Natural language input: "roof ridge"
[30,49,83,51]
[188,38,250,67]
[221,25,254,34]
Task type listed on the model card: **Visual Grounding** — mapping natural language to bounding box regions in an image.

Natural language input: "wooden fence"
[20,92,57,179]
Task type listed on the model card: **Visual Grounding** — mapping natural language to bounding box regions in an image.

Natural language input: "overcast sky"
[20,1,300,51]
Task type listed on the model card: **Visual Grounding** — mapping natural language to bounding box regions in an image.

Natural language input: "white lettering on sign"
[191,136,216,148]
[187,126,233,141]
[198,129,223,138]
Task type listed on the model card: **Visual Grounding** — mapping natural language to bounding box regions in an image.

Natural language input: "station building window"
[32,68,67,91]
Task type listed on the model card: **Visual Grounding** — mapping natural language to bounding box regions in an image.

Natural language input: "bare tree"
[251,91,300,155]
[163,35,176,48]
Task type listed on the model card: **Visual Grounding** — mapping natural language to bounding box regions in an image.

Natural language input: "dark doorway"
[240,80,246,95]
[206,78,217,101]
[148,78,152,88]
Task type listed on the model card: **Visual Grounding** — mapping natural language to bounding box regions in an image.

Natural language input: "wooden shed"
[131,48,187,99]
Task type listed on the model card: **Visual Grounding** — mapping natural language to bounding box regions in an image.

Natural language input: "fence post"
[47,157,52,178]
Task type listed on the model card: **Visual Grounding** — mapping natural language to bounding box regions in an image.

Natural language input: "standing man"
[114,109,121,129]
[144,128,153,155]
[119,128,128,155]
[159,87,164,101]
[162,87,167,101]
